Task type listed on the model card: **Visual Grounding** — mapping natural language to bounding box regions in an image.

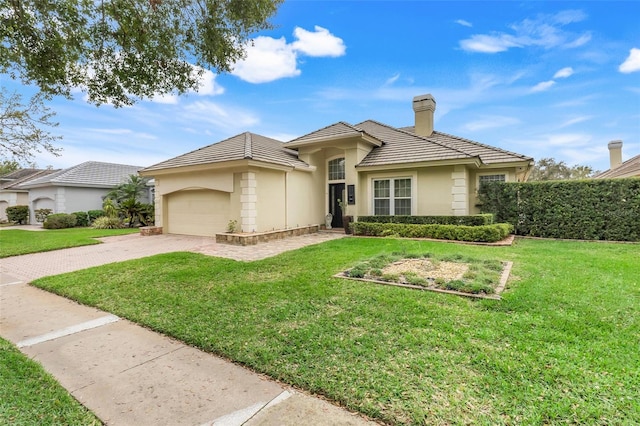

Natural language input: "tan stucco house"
[141,94,534,237]
[0,168,59,221]
[15,161,145,223]
[595,140,640,179]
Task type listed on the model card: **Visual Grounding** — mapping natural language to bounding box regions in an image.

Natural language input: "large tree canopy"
[528,157,596,181]
[1,0,283,106]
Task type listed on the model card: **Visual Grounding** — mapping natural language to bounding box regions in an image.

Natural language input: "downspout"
[284,171,289,229]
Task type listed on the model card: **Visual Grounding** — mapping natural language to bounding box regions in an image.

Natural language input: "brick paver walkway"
[1,232,346,283]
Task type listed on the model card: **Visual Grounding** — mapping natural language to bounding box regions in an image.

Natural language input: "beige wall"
[256,169,286,231]
[0,191,28,221]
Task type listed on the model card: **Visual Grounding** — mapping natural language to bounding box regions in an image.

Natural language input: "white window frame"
[368,172,417,215]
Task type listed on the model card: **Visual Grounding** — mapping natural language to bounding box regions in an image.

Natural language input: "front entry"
[329,183,345,228]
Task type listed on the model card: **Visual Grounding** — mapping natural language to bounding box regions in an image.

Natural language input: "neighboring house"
[16,161,145,223]
[594,140,640,179]
[0,168,59,221]
[141,94,534,237]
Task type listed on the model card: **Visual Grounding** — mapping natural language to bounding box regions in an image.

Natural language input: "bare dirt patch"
[382,258,468,283]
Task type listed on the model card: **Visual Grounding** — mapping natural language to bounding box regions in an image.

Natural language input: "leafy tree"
[0,159,20,175]
[0,89,62,163]
[528,158,596,181]
[106,174,150,227]
[1,0,283,106]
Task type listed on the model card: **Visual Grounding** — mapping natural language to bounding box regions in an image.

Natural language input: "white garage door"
[166,189,230,236]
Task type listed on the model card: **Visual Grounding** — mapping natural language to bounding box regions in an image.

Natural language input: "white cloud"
[553,67,574,79]
[460,10,591,53]
[455,19,472,28]
[619,48,640,73]
[559,116,593,128]
[462,115,520,132]
[291,26,346,57]
[231,36,299,83]
[531,80,556,92]
[384,73,400,86]
[231,26,345,84]
[195,68,225,96]
[178,101,260,133]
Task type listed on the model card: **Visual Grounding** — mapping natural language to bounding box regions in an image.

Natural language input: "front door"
[329,183,345,228]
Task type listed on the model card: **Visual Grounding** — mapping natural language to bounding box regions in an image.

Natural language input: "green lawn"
[0,337,101,425]
[0,228,139,258]
[30,238,639,425]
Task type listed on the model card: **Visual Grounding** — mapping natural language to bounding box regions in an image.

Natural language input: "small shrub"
[71,211,89,227]
[88,210,105,223]
[227,219,238,233]
[351,222,513,243]
[34,208,53,223]
[43,213,77,229]
[92,216,125,229]
[6,205,29,224]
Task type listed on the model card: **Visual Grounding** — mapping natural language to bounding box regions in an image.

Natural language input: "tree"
[528,158,596,181]
[106,174,151,226]
[1,0,283,107]
[0,89,62,163]
[0,159,20,175]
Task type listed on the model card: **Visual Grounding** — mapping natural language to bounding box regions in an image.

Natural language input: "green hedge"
[357,214,494,226]
[479,179,640,241]
[43,213,77,229]
[88,210,105,223]
[71,211,89,227]
[6,205,29,224]
[351,222,513,243]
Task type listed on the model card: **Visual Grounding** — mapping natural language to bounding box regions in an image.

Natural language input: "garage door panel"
[167,190,230,236]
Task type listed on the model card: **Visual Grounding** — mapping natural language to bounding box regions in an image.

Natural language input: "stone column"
[451,165,469,216]
[240,171,257,232]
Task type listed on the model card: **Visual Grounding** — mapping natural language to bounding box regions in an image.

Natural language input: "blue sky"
[6,1,640,172]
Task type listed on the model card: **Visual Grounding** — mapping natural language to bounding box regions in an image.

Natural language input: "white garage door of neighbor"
[167,189,230,236]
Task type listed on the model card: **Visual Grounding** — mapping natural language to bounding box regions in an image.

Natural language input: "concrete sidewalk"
[0,232,376,425]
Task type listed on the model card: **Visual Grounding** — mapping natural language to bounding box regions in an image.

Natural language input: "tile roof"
[356,121,475,167]
[594,154,640,179]
[0,169,59,190]
[286,121,382,146]
[143,132,311,172]
[16,161,143,188]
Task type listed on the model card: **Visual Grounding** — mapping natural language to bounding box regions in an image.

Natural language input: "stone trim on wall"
[216,225,320,246]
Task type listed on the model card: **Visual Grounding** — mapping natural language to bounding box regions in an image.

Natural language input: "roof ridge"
[244,132,252,159]
[288,121,361,143]
[356,119,475,159]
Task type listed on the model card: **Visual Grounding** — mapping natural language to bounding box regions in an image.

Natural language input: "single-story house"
[594,140,640,179]
[16,161,145,223]
[0,168,59,221]
[141,94,534,237]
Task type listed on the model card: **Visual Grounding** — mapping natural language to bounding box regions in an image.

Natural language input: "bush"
[91,216,125,229]
[357,214,494,226]
[88,210,106,223]
[6,205,29,224]
[479,179,640,241]
[351,222,513,243]
[34,208,52,223]
[71,211,89,227]
[43,213,77,229]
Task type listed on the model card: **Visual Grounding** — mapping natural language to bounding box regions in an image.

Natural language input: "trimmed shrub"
[71,211,89,227]
[6,205,29,224]
[357,214,494,226]
[43,213,77,229]
[479,178,640,241]
[351,222,513,243]
[88,210,105,223]
[91,216,125,229]
[34,208,53,223]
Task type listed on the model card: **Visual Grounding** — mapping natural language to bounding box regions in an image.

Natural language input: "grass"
[30,237,639,425]
[0,337,101,425]
[0,228,139,258]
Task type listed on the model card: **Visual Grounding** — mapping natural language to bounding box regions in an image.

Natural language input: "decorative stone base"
[139,226,163,236]
[216,225,320,246]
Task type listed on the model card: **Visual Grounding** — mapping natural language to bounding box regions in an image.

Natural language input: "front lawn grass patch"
[0,337,100,425]
[32,238,640,425]
[0,228,139,258]
[339,252,505,297]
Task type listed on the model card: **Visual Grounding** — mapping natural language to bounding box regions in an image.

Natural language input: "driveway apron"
[0,232,374,426]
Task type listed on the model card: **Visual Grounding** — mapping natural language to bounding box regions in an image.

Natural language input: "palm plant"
[106,175,151,227]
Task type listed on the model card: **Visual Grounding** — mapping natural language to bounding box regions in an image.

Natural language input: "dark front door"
[329,183,345,228]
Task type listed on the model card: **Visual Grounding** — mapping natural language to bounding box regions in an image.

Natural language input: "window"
[479,174,506,186]
[328,158,345,181]
[373,178,412,215]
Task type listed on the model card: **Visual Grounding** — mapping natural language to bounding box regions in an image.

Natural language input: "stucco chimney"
[608,140,623,169]
[412,94,436,137]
